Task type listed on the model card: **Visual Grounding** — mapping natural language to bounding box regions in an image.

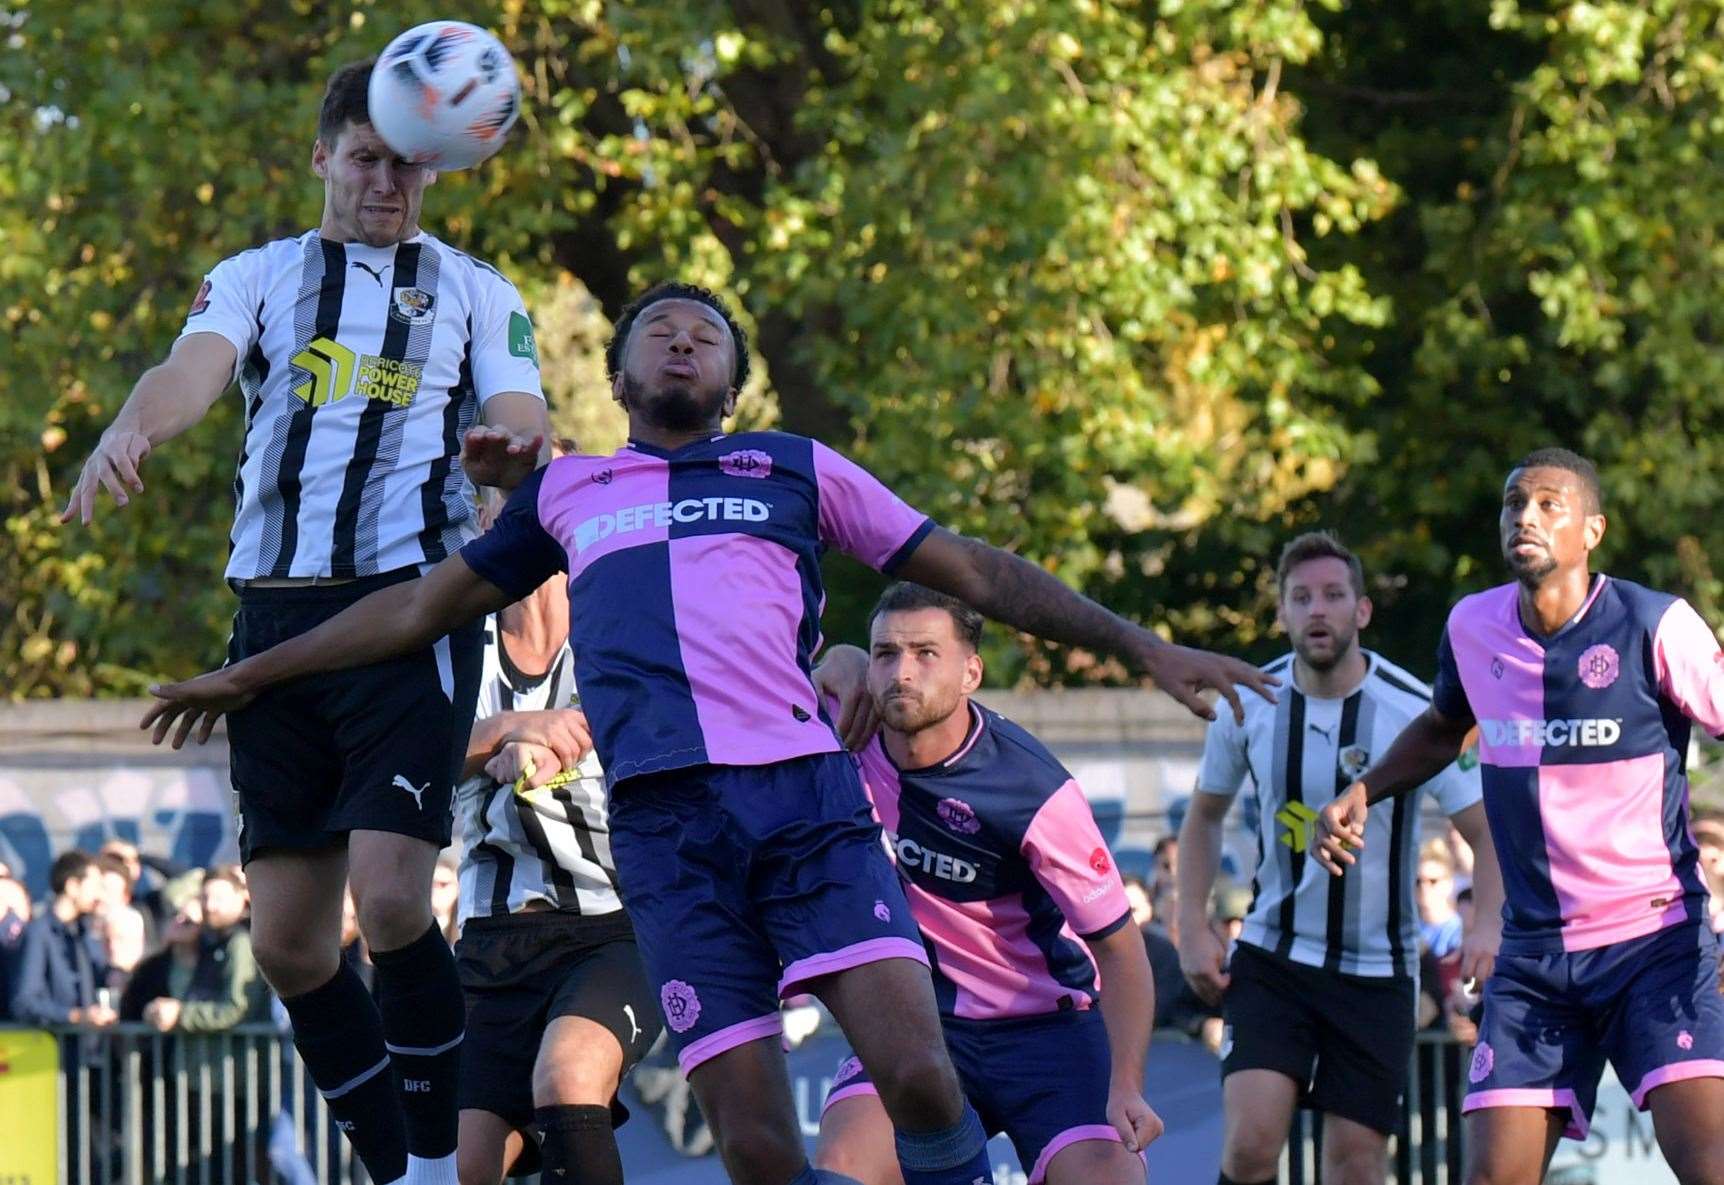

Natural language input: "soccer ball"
[369,21,521,171]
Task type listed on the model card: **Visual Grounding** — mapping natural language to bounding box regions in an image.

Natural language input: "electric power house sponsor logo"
[1479,718,1622,748]
[574,497,770,552]
[894,836,978,883]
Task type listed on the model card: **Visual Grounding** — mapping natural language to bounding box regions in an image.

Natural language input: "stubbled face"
[314,122,433,247]
[613,299,737,432]
[1500,466,1603,587]
[200,879,247,931]
[65,866,106,915]
[1280,556,1370,673]
[868,608,983,736]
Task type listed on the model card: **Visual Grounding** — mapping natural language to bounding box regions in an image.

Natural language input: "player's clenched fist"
[1312,781,1370,876]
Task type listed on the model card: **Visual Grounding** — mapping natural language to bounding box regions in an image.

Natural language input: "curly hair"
[604,282,751,389]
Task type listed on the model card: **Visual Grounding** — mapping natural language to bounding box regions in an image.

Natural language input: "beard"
[1293,627,1357,673]
[620,371,727,432]
[1504,545,1558,587]
[878,686,965,736]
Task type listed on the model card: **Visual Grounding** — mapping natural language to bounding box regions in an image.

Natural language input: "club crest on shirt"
[1339,745,1371,781]
[719,449,773,480]
[936,797,981,835]
[391,286,436,324]
[1578,643,1620,690]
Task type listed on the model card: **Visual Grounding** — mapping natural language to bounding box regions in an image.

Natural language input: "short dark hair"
[1512,447,1602,513]
[1153,836,1178,858]
[604,283,751,389]
[50,850,96,896]
[319,59,375,145]
[1276,531,1365,598]
[868,582,984,652]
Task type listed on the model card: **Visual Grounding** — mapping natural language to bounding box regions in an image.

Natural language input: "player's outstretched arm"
[61,333,237,525]
[1087,923,1165,1153]
[1312,705,1473,876]
[142,555,515,749]
[465,391,552,491]
[895,528,1278,723]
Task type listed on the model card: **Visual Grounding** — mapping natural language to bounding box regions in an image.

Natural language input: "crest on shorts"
[1339,745,1371,781]
[1578,643,1620,690]
[660,979,702,1034]
[937,797,981,835]
[1469,1040,1494,1084]
[391,286,436,324]
[873,899,892,923]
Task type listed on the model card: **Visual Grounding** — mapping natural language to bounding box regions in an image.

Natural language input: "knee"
[713,1114,807,1185]
[251,931,338,999]
[1222,1123,1285,1182]
[1325,1143,1387,1185]
[353,880,432,952]
[866,1047,963,1128]
[532,1052,620,1107]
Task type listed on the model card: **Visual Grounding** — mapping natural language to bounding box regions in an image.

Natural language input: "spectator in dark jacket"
[120,895,204,1023]
[9,851,115,1029]
[136,865,268,1033]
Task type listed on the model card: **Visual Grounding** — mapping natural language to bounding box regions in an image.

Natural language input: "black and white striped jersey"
[178,230,544,581]
[454,615,622,923]
[1196,650,1482,978]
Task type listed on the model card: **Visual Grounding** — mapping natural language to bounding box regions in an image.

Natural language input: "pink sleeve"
[811,441,934,571]
[1021,779,1131,937]
[1654,599,1724,737]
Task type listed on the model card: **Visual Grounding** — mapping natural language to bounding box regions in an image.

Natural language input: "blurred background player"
[141,281,1277,1185]
[60,55,552,1185]
[1316,448,1724,1185]
[452,469,660,1185]
[812,583,1160,1185]
[1181,531,1501,1185]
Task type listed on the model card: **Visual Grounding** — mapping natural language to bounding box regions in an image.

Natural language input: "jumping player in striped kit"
[1315,448,1724,1185]
[62,60,551,1185]
[141,282,1278,1185]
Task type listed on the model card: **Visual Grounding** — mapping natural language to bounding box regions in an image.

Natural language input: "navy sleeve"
[10,923,71,1025]
[1432,627,1475,723]
[458,467,567,601]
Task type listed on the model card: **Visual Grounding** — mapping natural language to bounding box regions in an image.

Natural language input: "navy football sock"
[372,922,465,1169]
[535,1104,623,1185]
[894,1104,994,1185]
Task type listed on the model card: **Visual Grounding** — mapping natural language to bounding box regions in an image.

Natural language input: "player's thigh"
[1319,1112,1390,1185]
[1308,971,1416,1138]
[533,1015,624,1106]
[815,1093,905,1185]
[686,1034,808,1185]
[536,933,662,1104]
[1461,1106,1564,1185]
[1463,950,1602,1144]
[243,846,348,993]
[811,955,962,1128]
[455,1108,522,1185]
[1603,923,1724,1116]
[346,829,441,949]
[1648,1076,1724,1185]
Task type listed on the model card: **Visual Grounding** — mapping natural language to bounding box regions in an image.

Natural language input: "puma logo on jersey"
[350,260,390,286]
[392,774,429,809]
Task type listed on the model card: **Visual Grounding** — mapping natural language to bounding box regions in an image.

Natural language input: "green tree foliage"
[4,0,1721,697]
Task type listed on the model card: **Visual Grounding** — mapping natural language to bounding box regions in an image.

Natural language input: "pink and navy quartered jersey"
[1433,576,1724,955]
[460,432,934,785]
[854,701,1132,1021]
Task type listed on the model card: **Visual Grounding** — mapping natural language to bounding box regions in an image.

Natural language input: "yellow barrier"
[0,1029,59,1185]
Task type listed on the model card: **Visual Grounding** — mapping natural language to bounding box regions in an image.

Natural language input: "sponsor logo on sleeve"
[188,278,212,316]
[508,310,539,366]
[1088,847,1112,874]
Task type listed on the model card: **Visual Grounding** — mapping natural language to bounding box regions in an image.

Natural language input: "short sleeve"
[1654,598,1724,738]
[1194,707,1249,798]
[1020,779,1131,939]
[468,270,547,406]
[458,466,566,600]
[810,441,934,572]
[176,254,261,385]
[1424,741,1483,816]
[1432,627,1475,723]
